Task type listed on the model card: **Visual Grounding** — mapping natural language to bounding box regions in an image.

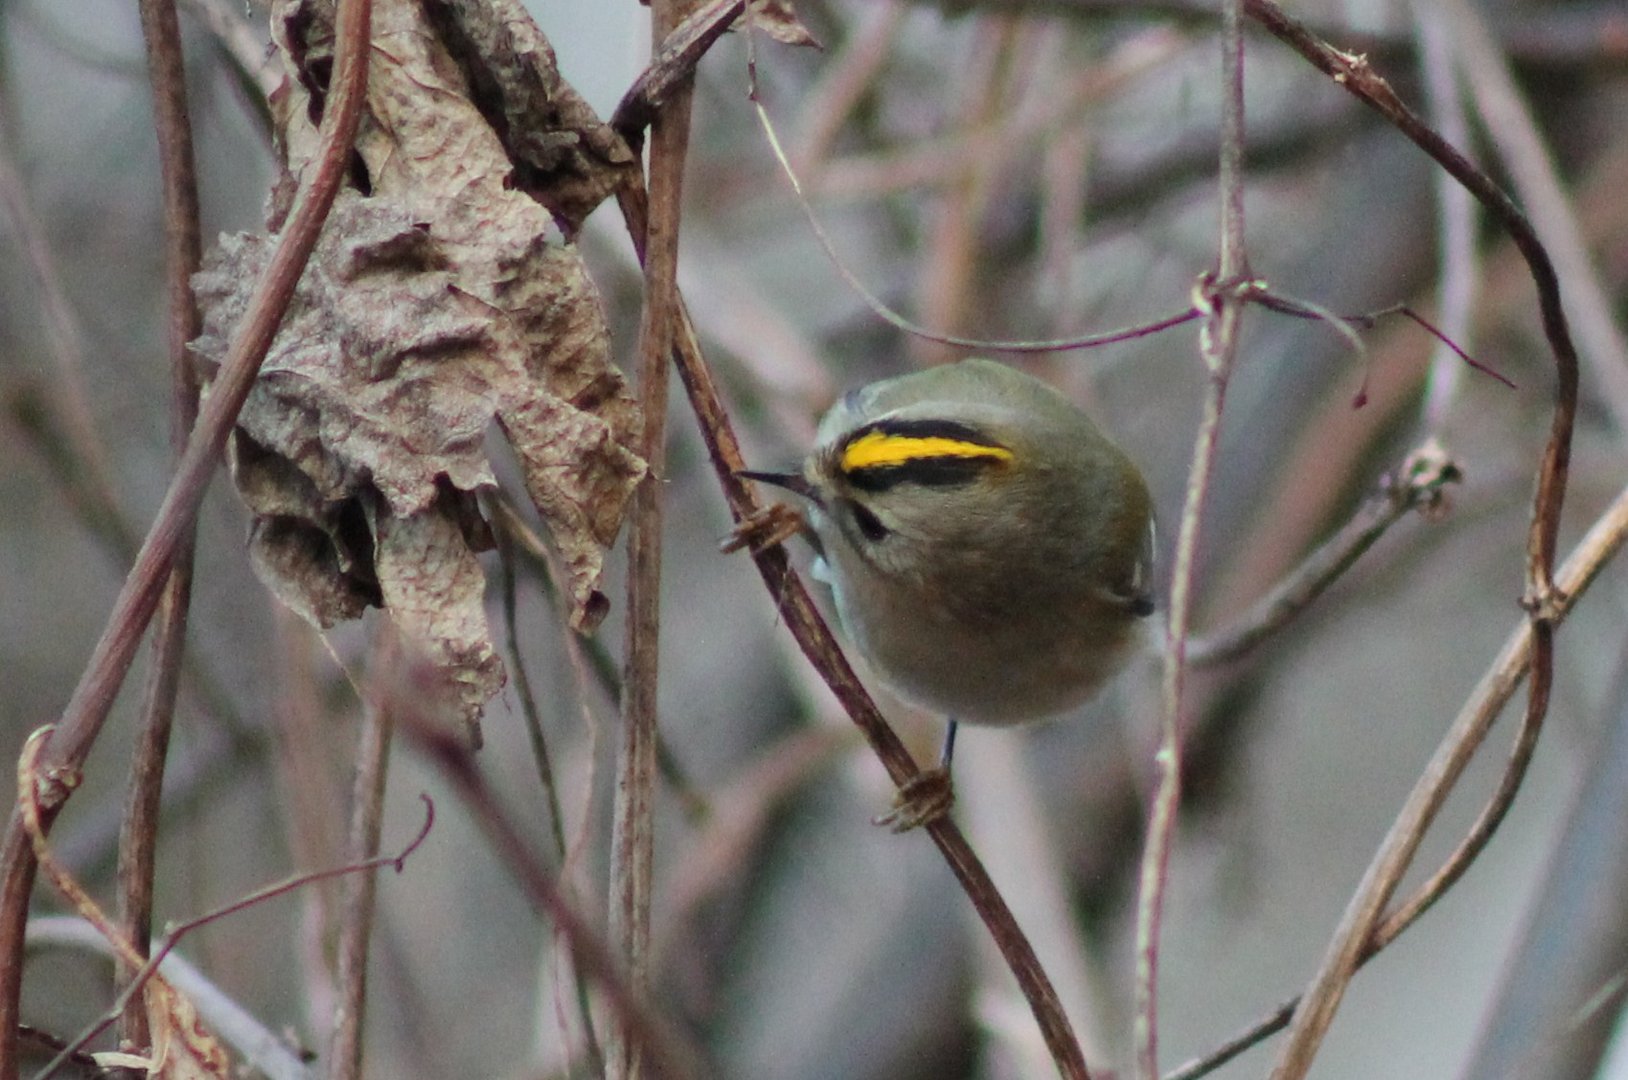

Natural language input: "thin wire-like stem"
[0,1,373,1071]
[116,0,205,1052]
[1132,3,1248,1074]
[328,636,396,1080]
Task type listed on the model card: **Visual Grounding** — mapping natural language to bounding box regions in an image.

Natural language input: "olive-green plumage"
[785,358,1154,725]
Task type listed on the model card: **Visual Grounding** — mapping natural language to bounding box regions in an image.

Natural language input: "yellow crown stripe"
[840,431,1013,473]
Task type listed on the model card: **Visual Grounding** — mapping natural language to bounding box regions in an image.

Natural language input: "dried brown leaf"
[421,0,641,232]
[743,0,822,49]
[194,0,644,738]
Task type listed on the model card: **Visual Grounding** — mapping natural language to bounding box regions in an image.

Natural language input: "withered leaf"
[742,0,822,49]
[194,0,645,739]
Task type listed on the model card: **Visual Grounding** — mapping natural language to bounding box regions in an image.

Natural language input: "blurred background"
[3,0,1627,1077]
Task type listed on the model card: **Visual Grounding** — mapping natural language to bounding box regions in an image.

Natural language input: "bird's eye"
[848,501,889,543]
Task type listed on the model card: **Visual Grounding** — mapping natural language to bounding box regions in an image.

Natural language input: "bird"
[740,358,1155,828]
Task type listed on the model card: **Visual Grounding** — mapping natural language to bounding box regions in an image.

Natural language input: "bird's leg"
[874,720,957,832]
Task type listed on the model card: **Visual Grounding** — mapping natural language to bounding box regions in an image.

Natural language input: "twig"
[488,497,708,819]
[496,536,573,864]
[1165,476,1628,1080]
[1132,1,1249,1074]
[1236,2,1579,1075]
[1188,441,1462,667]
[611,0,742,148]
[328,634,397,1080]
[609,1,695,1075]
[616,0,1203,359]
[495,536,607,1076]
[116,0,205,1052]
[0,0,373,1072]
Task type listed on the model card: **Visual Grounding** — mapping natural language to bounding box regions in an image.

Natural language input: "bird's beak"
[737,469,821,505]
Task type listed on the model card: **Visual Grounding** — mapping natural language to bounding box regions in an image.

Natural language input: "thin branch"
[0,0,374,1071]
[1188,441,1461,667]
[1165,476,1628,1080]
[328,636,397,1080]
[1132,1,1249,1073]
[496,537,572,864]
[1239,3,1579,1074]
[608,0,695,1075]
[494,538,605,1077]
[488,497,708,819]
[116,0,205,1053]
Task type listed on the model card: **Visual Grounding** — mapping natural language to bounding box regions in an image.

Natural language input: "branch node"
[17,727,80,813]
[1519,582,1566,625]
[1393,437,1464,519]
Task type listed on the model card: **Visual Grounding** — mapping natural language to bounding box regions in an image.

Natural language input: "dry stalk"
[328,633,397,1080]
[608,2,697,1077]
[116,0,205,1052]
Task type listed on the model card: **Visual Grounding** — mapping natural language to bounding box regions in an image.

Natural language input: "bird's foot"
[873,767,955,833]
[720,503,807,554]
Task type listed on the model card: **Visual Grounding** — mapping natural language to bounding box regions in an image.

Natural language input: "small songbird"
[742,358,1155,828]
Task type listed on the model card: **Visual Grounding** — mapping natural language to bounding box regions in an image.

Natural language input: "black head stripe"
[845,456,1003,492]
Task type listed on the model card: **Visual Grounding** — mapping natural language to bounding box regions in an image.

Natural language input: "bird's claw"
[873,767,955,833]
